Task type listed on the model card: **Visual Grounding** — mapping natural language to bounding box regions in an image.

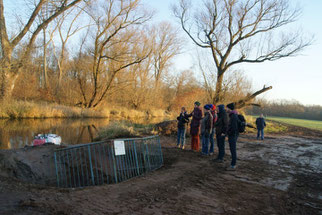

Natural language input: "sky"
[143,0,322,106]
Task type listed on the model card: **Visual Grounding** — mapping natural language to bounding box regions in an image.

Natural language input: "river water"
[0,118,166,149]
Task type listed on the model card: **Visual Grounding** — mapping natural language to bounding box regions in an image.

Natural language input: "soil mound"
[0,144,61,186]
[154,120,180,135]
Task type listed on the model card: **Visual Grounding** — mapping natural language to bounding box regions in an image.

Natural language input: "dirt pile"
[154,120,181,135]
[0,144,61,186]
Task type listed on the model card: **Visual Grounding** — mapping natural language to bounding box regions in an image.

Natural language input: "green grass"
[267,116,322,131]
[247,115,288,133]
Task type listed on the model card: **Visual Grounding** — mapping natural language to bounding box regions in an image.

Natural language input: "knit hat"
[194,101,201,106]
[206,104,214,110]
[204,104,211,110]
[226,102,235,110]
[211,104,216,111]
[218,104,225,112]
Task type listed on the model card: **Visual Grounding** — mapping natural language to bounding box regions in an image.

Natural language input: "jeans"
[257,129,264,140]
[216,134,225,160]
[209,128,215,153]
[177,127,186,146]
[201,132,210,155]
[228,135,237,167]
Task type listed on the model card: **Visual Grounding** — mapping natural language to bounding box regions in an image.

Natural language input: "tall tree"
[0,0,83,100]
[173,0,311,105]
[75,0,152,108]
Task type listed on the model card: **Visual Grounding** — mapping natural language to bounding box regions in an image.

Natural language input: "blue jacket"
[256,117,266,130]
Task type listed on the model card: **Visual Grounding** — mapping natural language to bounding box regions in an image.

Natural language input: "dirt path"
[1,134,321,215]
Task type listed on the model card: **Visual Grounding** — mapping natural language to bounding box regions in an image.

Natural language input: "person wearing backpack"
[256,114,266,140]
[213,104,228,162]
[201,104,213,156]
[176,107,190,149]
[226,102,239,171]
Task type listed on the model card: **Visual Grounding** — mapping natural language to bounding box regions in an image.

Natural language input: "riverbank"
[1,130,321,214]
[0,100,173,119]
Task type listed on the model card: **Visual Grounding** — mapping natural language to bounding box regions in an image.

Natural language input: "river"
[0,118,167,149]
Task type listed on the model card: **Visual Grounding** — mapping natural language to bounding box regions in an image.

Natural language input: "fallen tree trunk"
[235,86,272,109]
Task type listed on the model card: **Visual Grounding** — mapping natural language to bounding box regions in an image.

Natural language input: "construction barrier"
[54,136,163,188]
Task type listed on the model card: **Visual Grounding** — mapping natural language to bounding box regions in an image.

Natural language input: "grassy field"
[267,116,322,131]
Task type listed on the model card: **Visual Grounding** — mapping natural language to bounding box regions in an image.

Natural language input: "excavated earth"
[0,129,321,215]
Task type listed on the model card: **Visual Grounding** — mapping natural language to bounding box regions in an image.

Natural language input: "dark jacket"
[256,117,266,130]
[211,110,218,126]
[177,112,189,128]
[201,111,213,135]
[188,107,202,136]
[215,104,228,136]
[227,110,239,136]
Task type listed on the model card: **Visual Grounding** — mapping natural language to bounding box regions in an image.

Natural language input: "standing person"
[201,104,213,156]
[226,102,239,171]
[176,107,189,149]
[213,104,228,162]
[209,104,217,156]
[187,101,202,152]
[256,114,266,140]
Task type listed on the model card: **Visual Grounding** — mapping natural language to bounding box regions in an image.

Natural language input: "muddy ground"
[0,131,322,215]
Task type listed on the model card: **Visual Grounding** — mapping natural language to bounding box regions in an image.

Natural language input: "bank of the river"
[1,129,321,214]
[0,118,170,149]
[0,100,173,119]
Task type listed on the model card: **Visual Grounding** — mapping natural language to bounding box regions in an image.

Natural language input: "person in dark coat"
[201,104,213,156]
[213,104,228,162]
[176,107,189,149]
[226,102,239,171]
[187,101,202,151]
[209,104,217,155]
[256,114,266,140]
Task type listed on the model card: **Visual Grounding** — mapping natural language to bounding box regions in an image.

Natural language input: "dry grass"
[0,100,173,119]
[0,100,105,118]
[95,121,156,140]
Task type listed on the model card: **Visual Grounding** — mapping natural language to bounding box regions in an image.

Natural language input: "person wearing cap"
[187,101,202,151]
[176,107,190,149]
[213,104,228,162]
[209,104,218,156]
[201,104,213,156]
[226,102,239,171]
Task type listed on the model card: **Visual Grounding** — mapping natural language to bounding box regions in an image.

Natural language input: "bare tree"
[173,0,312,106]
[75,0,153,108]
[151,22,182,89]
[50,4,90,100]
[0,0,84,100]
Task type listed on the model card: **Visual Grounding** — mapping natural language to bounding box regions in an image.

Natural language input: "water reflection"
[0,117,166,149]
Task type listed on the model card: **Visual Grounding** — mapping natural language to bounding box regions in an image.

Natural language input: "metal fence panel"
[54,136,163,188]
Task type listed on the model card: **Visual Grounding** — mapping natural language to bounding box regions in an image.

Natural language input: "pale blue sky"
[144,0,322,106]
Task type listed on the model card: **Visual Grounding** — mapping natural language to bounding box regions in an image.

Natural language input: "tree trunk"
[213,70,224,104]
[235,86,273,109]
[0,67,19,100]
[43,27,48,89]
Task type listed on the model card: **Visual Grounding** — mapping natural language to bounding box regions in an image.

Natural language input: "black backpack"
[237,114,246,133]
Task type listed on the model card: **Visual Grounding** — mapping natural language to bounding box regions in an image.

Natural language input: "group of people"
[176,101,266,171]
